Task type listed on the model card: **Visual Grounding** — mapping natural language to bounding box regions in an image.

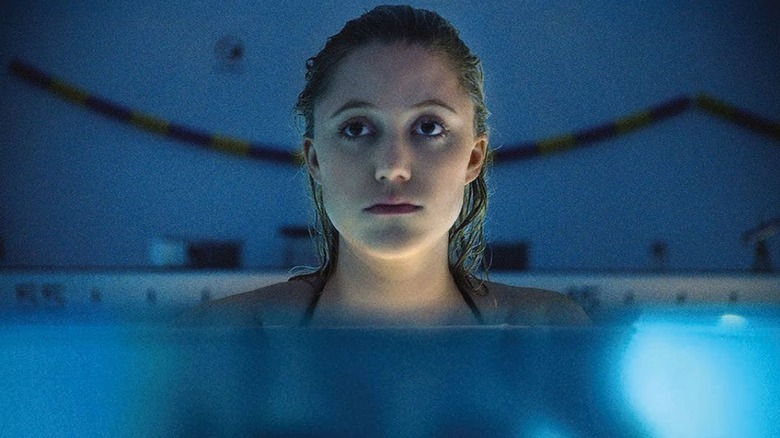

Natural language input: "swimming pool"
[2,269,778,436]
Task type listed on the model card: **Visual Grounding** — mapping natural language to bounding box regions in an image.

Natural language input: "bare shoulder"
[473,280,591,326]
[176,277,318,327]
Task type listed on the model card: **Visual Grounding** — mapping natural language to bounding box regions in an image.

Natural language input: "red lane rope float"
[8,58,779,164]
[8,59,297,165]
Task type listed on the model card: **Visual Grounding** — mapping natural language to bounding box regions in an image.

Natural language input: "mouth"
[364,203,423,215]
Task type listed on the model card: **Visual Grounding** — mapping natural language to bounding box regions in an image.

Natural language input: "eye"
[413,119,446,137]
[340,121,372,139]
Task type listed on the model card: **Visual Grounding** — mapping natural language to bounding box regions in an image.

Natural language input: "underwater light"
[620,315,778,438]
[718,313,748,328]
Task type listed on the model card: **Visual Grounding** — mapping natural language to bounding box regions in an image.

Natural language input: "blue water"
[1,306,779,437]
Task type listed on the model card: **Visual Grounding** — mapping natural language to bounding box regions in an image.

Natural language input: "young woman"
[185,5,589,327]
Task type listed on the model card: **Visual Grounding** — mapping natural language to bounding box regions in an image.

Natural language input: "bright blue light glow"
[621,316,780,438]
[718,313,748,329]
[518,420,573,438]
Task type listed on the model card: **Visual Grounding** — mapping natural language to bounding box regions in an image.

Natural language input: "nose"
[374,134,412,182]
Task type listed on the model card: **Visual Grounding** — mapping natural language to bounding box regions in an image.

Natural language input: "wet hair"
[294,5,491,294]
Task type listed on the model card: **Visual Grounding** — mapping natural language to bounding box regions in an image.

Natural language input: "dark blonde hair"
[294,5,491,294]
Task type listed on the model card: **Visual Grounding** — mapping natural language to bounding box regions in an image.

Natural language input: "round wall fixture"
[214,35,245,71]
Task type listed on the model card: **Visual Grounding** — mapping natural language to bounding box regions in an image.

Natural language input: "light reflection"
[519,420,573,438]
[620,312,779,438]
[718,313,748,329]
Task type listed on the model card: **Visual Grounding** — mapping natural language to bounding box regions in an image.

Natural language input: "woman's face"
[305,42,486,260]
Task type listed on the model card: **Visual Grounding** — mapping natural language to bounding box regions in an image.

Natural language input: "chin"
[353,230,445,260]
[361,237,421,257]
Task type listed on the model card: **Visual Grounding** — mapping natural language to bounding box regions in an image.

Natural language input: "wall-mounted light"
[214,35,245,73]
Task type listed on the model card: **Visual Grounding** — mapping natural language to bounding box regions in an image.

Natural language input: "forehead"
[315,42,472,116]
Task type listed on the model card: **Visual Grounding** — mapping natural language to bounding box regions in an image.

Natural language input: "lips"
[365,203,422,215]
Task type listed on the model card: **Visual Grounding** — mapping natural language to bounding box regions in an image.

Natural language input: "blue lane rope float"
[7,58,779,164]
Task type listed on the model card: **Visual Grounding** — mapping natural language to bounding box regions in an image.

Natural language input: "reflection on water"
[622,306,780,438]
[1,305,778,436]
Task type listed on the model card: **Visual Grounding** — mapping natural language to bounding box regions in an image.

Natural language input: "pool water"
[2,305,778,437]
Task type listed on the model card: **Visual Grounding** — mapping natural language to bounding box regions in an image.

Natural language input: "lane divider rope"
[8,59,779,165]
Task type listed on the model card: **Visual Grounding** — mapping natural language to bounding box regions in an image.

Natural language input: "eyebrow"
[329,98,459,119]
[412,99,459,115]
[329,100,374,119]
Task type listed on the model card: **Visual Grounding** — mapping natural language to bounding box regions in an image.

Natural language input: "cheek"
[314,147,341,185]
[434,151,475,216]
[317,152,365,208]
[443,182,467,220]
[432,149,471,188]
[428,164,468,214]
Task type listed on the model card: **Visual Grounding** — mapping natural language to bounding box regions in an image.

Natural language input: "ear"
[465,135,487,184]
[302,137,322,183]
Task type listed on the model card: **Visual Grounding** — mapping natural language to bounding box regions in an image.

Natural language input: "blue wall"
[1,0,778,271]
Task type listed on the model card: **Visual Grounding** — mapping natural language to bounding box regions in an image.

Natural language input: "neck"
[326,239,461,314]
